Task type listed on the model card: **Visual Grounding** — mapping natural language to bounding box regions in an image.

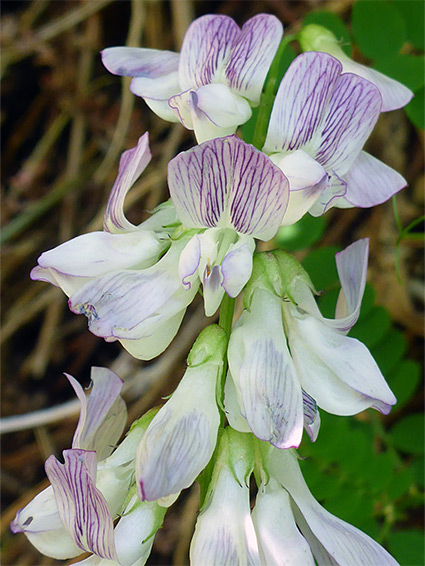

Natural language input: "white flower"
[102,15,283,142]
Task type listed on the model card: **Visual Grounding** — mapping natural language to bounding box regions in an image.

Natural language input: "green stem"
[217,293,235,416]
[251,34,296,149]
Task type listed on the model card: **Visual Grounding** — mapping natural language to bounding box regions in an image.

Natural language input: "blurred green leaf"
[359,284,377,320]
[374,54,425,91]
[405,86,425,129]
[302,10,352,55]
[302,246,340,290]
[317,288,339,318]
[349,306,391,347]
[411,456,424,488]
[386,467,415,499]
[388,529,425,566]
[390,414,425,455]
[276,214,326,252]
[388,359,421,410]
[352,0,406,59]
[392,0,425,50]
[372,328,407,374]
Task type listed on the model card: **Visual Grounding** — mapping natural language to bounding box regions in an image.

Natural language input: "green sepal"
[299,24,347,60]
[187,324,227,368]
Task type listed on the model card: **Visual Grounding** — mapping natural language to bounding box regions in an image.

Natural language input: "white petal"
[10,486,82,560]
[343,150,407,208]
[30,265,91,297]
[339,54,413,112]
[252,478,315,566]
[190,466,260,566]
[45,450,117,560]
[225,14,283,104]
[203,264,225,317]
[274,150,329,225]
[228,288,304,449]
[69,367,126,460]
[104,133,152,233]
[101,47,179,82]
[220,236,255,297]
[269,450,399,566]
[224,371,251,433]
[179,234,201,290]
[287,311,396,415]
[302,390,321,443]
[119,308,186,361]
[307,172,347,216]
[179,15,239,90]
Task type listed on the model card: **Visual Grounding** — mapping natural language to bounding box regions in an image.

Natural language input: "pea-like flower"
[254,446,398,566]
[168,135,290,316]
[226,239,396,449]
[263,52,407,221]
[102,14,283,142]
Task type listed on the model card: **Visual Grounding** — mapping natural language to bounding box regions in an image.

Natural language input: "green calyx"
[244,250,315,309]
[187,324,227,367]
[299,24,345,58]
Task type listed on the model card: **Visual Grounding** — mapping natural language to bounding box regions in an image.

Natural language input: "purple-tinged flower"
[190,428,260,566]
[30,133,198,361]
[226,239,396,448]
[263,447,399,566]
[299,24,413,112]
[11,368,127,560]
[168,135,289,315]
[263,52,407,218]
[136,325,226,502]
[102,14,283,142]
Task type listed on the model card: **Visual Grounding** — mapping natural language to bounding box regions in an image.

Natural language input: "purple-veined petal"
[69,367,126,461]
[263,52,342,154]
[252,478,315,566]
[220,236,255,298]
[312,73,381,175]
[103,133,152,233]
[286,310,396,416]
[68,238,196,342]
[179,15,239,90]
[10,486,82,560]
[168,89,195,129]
[45,449,117,561]
[168,135,289,240]
[302,390,321,442]
[343,150,407,208]
[190,466,260,566]
[308,171,347,216]
[228,288,304,449]
[269,449,399,566]
[274,149,329,225]
[338,54,413,112]
[225,14,283,104]
[136,338,222,501]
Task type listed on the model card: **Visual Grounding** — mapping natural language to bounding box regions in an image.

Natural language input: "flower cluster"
[14,11,411,566]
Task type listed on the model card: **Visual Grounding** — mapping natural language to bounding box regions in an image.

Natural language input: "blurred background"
[1,1,424,564]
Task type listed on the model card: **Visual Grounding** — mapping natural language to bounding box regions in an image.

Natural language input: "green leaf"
[405,86,425,129]
[392,0,425,50]
[302,246,340,290]
[317,288,339,318]
[388,529,425,566]
[276,214,326,252]
[390,414,425,454]
[386,467,415,499]
[372,328,407,374]
[388,359,421,410]
[411,456,424,488]
[352,0,406,59]
[374,54,425,91]
[349,306,391,347]
[302,11,352,55]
